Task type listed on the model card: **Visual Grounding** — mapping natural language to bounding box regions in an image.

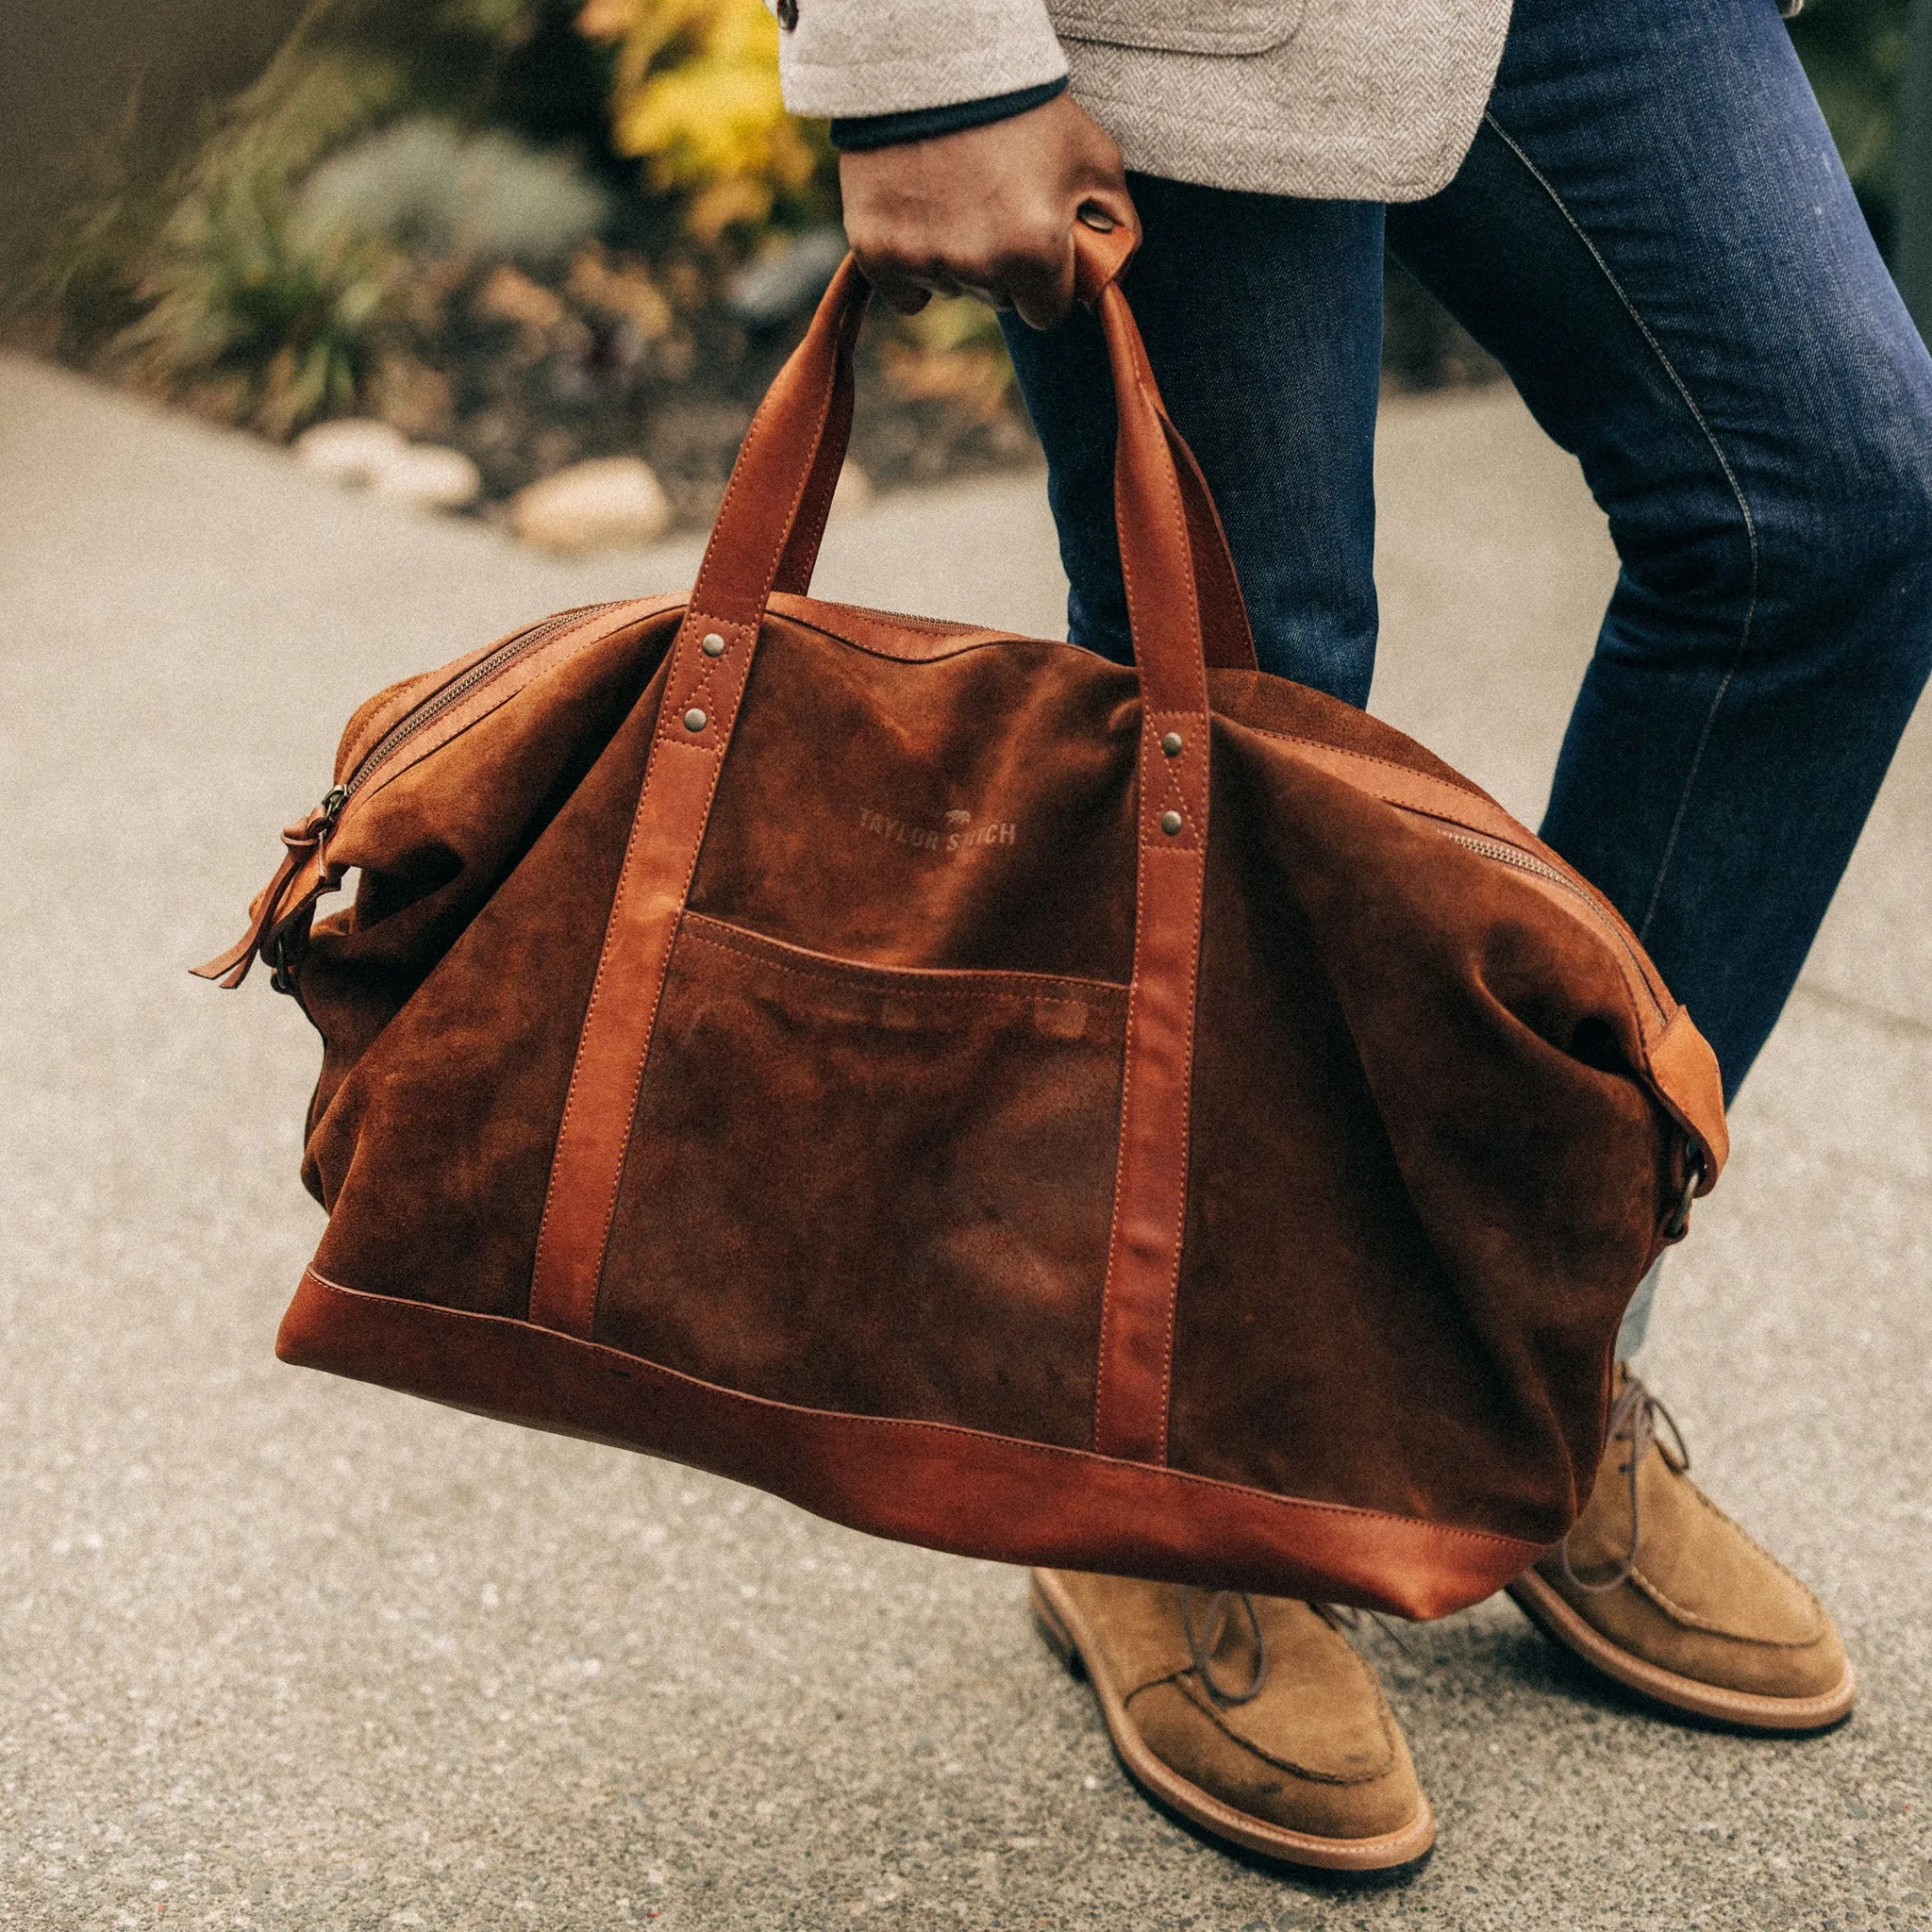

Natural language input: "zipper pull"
[192,783,350,991]
[283,783,348,855]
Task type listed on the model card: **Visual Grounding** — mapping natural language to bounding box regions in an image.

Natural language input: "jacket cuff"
[830,77,1069,152]
[772,0,1068,121]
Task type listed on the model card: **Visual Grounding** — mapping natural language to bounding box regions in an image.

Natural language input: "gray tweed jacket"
[774,0,1514,202]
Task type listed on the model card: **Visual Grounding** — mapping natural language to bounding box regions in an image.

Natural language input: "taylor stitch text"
[858,808,1017,853]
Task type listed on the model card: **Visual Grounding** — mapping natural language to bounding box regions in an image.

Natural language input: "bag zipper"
[1429,823,1666,1024]
[307,603,624,840]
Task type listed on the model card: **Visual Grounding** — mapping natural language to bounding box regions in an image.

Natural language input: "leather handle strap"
[531,229,1250,1474]
[1070,212,1257,678]
[765,226,1258,675]
[1082,229,1213,1462]
[526,262,870,1338]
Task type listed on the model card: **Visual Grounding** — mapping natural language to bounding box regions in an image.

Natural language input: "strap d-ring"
[1660,1145,1706,1241]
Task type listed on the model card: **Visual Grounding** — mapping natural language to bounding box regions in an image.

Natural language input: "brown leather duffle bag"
[199,222,1727,1619]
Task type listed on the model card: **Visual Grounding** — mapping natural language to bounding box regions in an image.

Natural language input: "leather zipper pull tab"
[191,783,347,990]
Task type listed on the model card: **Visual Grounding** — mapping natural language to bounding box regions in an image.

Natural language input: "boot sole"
[1029,1570,1436,1873]
[1507,1568,1857,1732]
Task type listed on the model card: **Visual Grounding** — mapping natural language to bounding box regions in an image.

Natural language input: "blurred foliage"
[64,1,621,369]
[120,172,394,438]
[81,0,1010,475]
[297,118,613,263]
[578,0,833,241]
[36,0,1921,497]
[1790,0,1911,257]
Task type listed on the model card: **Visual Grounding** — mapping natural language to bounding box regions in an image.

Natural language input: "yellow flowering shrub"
[578,0,831,242]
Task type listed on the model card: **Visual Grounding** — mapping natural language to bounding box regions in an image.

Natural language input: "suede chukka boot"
[1508,1369,1855,1731]
[1030,1568,1433,1872]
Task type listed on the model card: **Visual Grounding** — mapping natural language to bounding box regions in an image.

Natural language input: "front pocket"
[1049,0,1305,57]
[594,914,1128,1448]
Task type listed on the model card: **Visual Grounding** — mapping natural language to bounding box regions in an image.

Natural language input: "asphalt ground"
[1,352,1927,1931]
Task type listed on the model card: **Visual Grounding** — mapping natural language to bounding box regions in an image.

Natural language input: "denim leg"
[1001,175,1385,702]
[1389,0,1932,1102]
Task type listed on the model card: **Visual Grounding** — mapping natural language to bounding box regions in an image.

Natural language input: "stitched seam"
[1629,1487,1826,1644]
[303,1271,1543,1553]
[696,286,864,617]
[1093,894,1141,1455]
[810,601,989,636]
[338,601,618,774]
[1237,726,1674,1022]
[1483,110,1761,941]
[1237,723,1491,804]
[660,607,729,737]
[529,608,701,1324]
[1155,844,1203,1460]
[1092,317,1147,1459]
[679,922,1129,1007]
[789,628,1013,667]
[531,609,753,1335]
[1147,710,1202,838]
[1124,328,1204,1457]
[1111,314,1208,1461]
[1126,347,1207,840]
[1628,1567,1824,1646]
[599,619,759,1237]
[1169,1663,1398,1785]
[341,601,678,820]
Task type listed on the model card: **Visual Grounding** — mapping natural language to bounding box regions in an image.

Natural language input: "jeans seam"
[1482,109,1760,941]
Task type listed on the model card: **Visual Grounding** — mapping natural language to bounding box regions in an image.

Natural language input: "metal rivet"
[700,632,726,658]
[1160,731,1184,758]
[1159,809,1183,836]
[683,708,708,732]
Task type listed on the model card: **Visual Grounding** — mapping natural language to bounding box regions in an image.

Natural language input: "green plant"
[296,116,612,263]
[123,170,396,436]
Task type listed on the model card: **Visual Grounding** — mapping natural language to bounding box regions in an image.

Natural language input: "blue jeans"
[1003,0,1932,1131]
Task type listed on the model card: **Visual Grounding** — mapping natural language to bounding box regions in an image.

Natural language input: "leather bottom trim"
[1029,1571,1436,1873]
[1507,1569,1857,1731]
[277,1268,1541,1619]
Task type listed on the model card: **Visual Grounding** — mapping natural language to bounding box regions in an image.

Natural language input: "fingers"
[1005,225,1077,331]
[848,220,1077,328]
[836,92,1140,329]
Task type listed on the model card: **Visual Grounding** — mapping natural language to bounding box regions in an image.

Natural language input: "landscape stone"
[370,442,481,510]
[291,415,407,486]
[509,454,674,554]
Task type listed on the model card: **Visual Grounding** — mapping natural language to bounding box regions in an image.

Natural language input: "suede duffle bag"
[199,219,1728,1620]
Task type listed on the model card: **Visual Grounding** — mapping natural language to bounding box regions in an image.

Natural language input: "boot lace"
[1178,1588,1268,1706]
[1556,1371,1690,1596]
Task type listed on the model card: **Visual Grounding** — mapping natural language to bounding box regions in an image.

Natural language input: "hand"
[838,92,1138,330]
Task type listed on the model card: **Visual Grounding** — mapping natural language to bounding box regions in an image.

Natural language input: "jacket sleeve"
[768,0,1069,121]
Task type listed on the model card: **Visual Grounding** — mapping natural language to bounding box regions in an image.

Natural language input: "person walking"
[772,0,1932,1871]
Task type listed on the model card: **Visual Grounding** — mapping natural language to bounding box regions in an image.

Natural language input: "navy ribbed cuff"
[830,77,1069,153]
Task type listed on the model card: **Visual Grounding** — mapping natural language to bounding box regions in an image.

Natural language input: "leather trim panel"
[281,1268,1543,1619]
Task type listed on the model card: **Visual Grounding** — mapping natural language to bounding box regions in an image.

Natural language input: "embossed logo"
[858,805,1018,856]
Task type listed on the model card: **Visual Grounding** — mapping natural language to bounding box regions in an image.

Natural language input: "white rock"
[371,444,481,510]
[293,418,407,487]
[510,456,673,555]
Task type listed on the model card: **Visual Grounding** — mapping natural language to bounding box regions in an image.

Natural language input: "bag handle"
[696,218,1259,679]
[529,224,1248,1472]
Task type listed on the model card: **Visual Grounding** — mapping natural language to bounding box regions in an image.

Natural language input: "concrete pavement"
[1,353,1927,1931]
